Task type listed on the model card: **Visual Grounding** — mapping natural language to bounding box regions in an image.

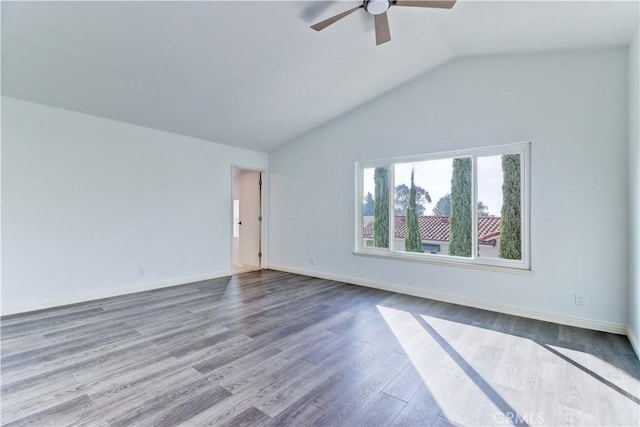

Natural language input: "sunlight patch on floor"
[377,305,522,426]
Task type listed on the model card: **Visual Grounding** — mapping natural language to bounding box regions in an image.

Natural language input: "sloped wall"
[269,48,629,331]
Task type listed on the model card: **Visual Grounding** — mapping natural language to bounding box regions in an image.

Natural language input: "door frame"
[230,164,267,272]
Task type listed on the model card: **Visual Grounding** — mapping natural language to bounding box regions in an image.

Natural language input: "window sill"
[353,250,534,275]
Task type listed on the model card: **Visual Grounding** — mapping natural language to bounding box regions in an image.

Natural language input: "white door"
[238,171,262,268]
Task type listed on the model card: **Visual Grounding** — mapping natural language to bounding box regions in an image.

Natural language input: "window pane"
[362,167,389,248]
[477,154,522,260]
[393,158,472,257]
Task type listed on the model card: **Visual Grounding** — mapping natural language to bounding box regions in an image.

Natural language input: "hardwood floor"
[1,270,638,426]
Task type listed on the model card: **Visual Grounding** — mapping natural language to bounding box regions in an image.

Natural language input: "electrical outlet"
[309,257,316,265]
[139,268,146,277]
[574,293,584,306]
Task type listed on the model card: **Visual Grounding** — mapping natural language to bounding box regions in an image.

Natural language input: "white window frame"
[354,142,531,272]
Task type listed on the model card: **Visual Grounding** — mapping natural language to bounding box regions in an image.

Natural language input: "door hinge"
[258,216,262,222]
[258,252,262,258]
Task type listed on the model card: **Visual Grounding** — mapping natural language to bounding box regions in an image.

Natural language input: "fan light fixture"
[365,0,391,15]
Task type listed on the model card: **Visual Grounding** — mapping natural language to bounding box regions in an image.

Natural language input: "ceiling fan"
[311,0,456,46]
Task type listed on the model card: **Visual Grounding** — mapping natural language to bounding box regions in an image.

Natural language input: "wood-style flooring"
[1,270,639,426]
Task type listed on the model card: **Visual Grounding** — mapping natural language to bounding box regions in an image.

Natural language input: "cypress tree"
[449,158,472,257]
[499,154,521,259]
[405,168,424,253]
[373,167,389,248]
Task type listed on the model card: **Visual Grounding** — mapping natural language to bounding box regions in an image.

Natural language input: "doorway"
[232,167,264,274]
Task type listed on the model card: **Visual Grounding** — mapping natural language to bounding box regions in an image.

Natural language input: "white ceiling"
[2,1,638,152]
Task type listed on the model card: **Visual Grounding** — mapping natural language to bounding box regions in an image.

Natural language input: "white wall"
[269,48,629,331]
[628,28,640,354]
[1,97,267,313]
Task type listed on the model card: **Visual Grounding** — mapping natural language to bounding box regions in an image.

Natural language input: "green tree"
[373,167,389,248]
[395,184,431,215]
[449,158,472,257]
[477,201,490,217]
[363,192,375,216]
[433,193,451,216]
[434,193,489,217]
[405,169,424,253]
[499,154,521,259]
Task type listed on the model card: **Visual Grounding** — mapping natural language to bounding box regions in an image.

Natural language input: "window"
[355,142,530,270]
[422,244,441,254]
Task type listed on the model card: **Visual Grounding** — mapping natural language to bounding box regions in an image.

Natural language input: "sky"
[363,155,505,216]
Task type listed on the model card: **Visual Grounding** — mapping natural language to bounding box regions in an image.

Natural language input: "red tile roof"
[363,216,501,243]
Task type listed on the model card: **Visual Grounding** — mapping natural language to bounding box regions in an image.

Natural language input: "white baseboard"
[627,326,640,360]
[0,271,232,317]
[268,264,628,336]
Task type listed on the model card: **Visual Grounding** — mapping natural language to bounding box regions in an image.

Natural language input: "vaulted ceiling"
[2,1,638,151]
